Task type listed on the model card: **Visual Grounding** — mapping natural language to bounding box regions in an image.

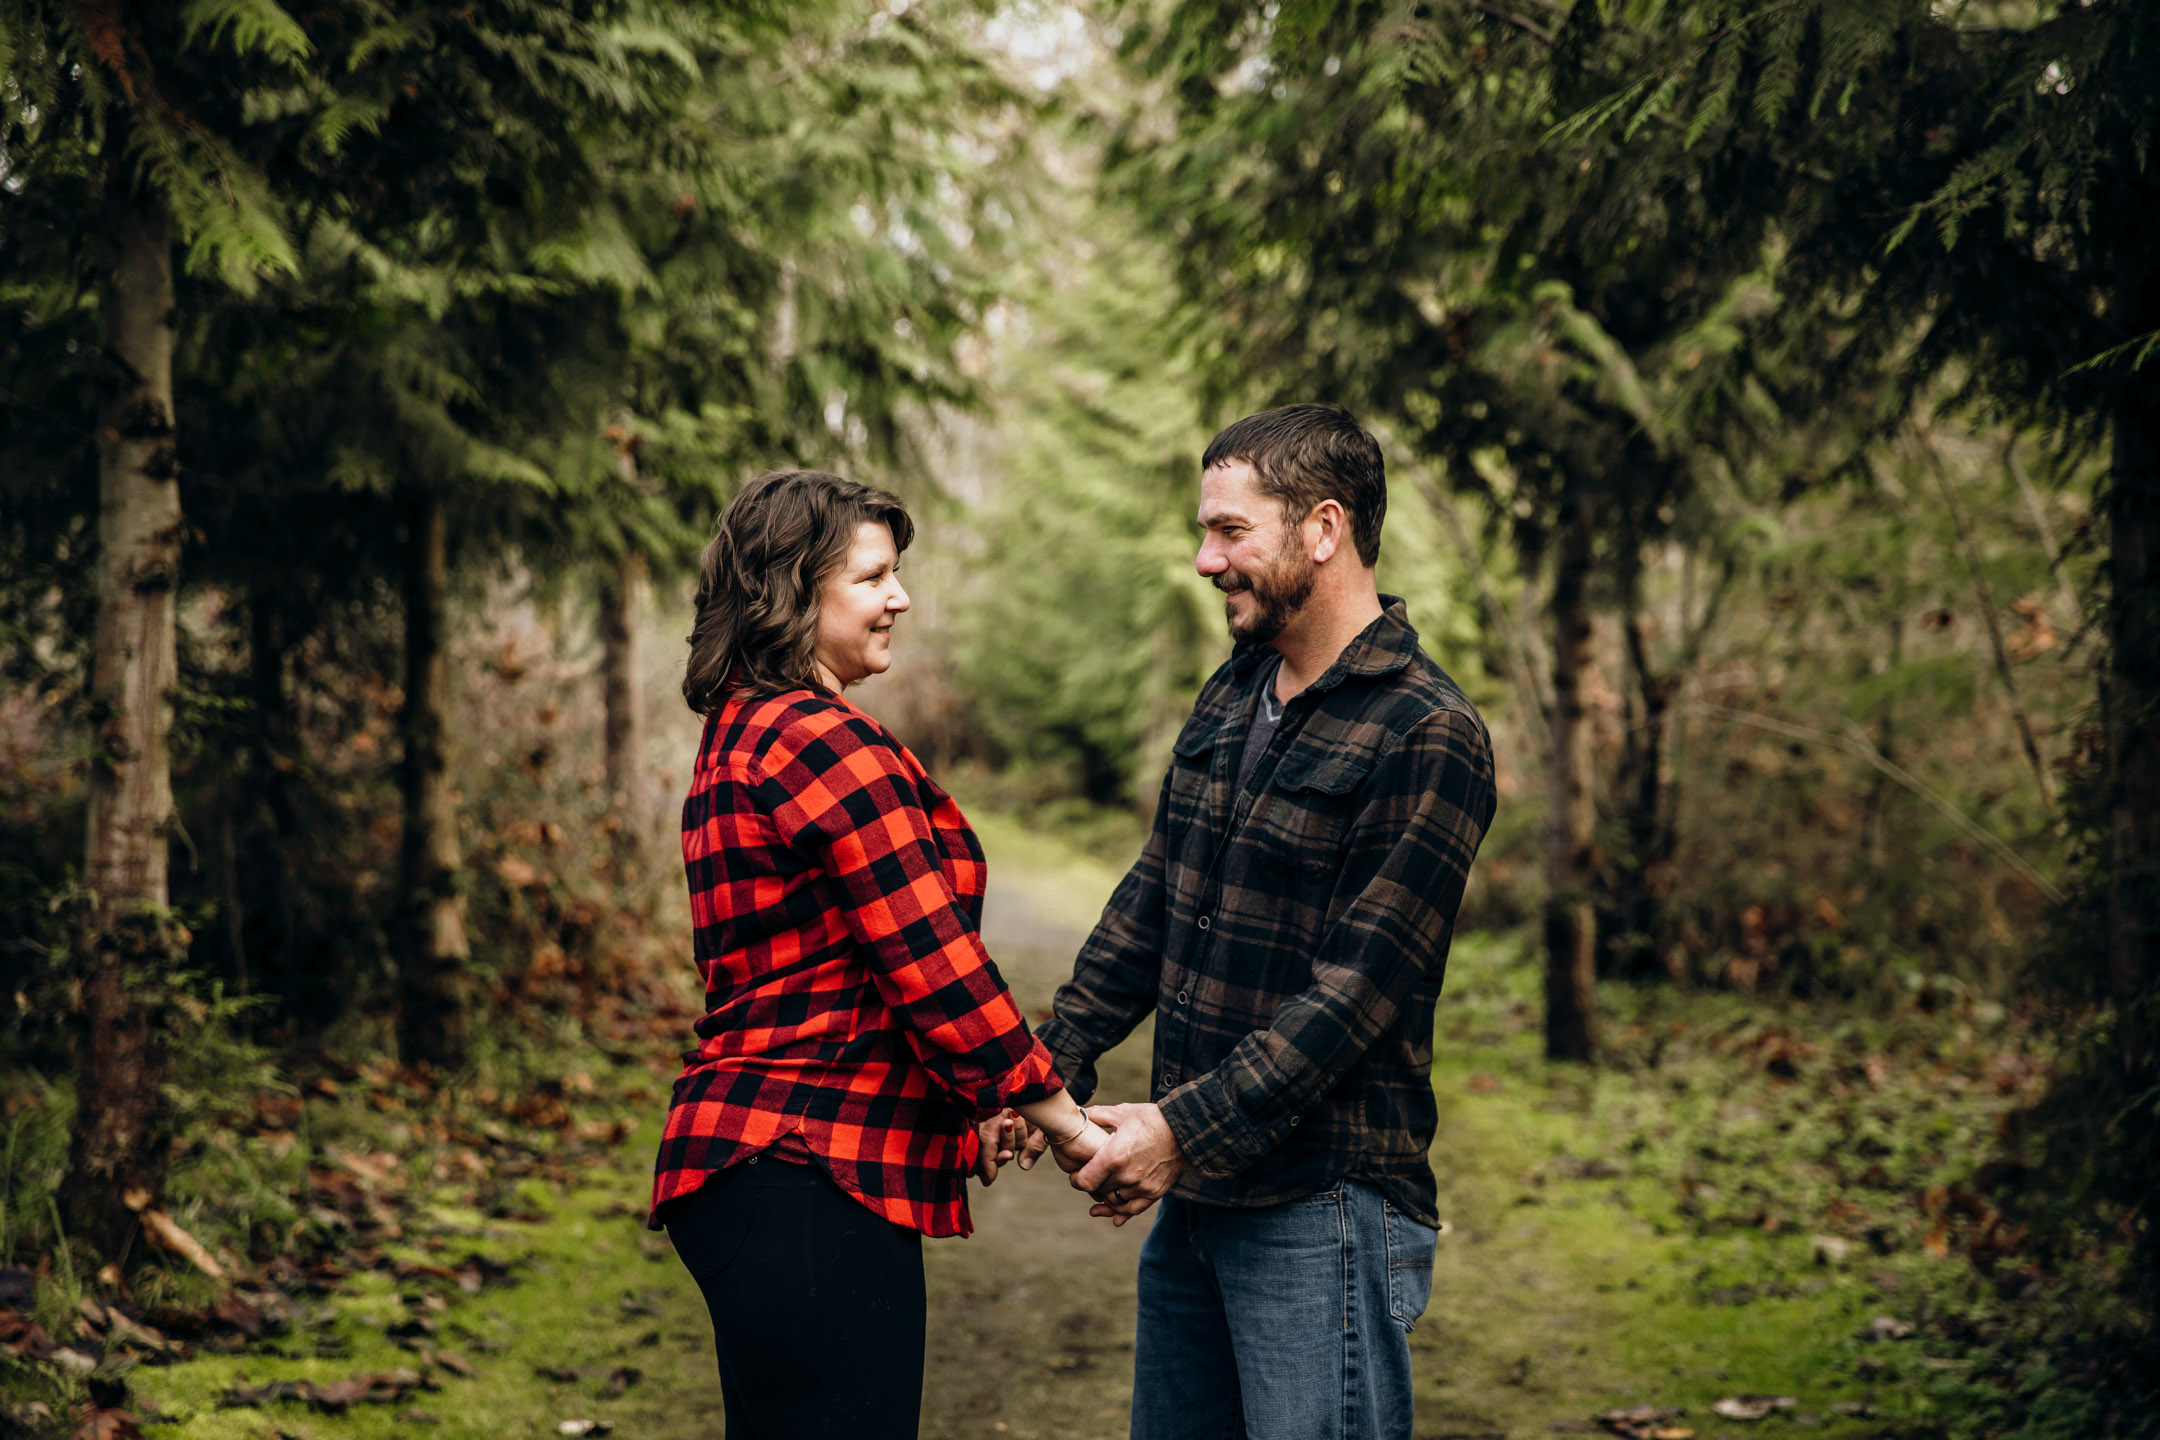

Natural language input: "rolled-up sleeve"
[1156,707,1496,1179]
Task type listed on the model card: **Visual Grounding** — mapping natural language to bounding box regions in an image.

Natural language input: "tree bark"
[599,548,645,829]
[2107,250,2160,1072]
[396,488,471,1068]
[60,181,181,1260]
[1544,499,1598,1062]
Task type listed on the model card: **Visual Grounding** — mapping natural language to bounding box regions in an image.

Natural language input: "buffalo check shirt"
[650,689,1062,1238]
[1035,599,1497,1227]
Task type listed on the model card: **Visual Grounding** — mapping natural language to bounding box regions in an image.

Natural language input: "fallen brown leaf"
[426,1348,475,1378]
[1595,1405,1685,1440]
[138,1209,225,1280]
[66,1406,140,1440]
[0,1310,58,1360]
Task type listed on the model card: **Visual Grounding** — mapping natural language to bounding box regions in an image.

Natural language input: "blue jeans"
[1131,1182,1438,1440]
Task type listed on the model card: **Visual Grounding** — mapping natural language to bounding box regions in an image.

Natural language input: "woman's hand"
[1011,1111,1105,1174]
[973,1109,1018,1185]
[1049,1117,1107,1173]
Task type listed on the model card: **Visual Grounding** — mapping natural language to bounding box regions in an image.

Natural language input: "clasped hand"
[985,1103,1185,1227]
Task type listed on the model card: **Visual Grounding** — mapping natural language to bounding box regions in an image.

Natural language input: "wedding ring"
[1109,1187,1125,1204]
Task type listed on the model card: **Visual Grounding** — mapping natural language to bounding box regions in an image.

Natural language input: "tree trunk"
[2107,251,2160,1073]
[600,553,644,824]
[1607,609,1678,979]
[59,182,181,1261]
[396,489,471,1068]
[245,584,300,1012]
[1544,499,1598,1062]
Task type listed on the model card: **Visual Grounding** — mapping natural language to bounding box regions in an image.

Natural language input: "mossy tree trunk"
[60,179,182,1260]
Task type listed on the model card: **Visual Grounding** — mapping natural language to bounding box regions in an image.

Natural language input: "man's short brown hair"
[1201,403,1386,565]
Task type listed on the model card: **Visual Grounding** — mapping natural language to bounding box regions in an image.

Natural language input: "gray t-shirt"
[1234,653,1287,798]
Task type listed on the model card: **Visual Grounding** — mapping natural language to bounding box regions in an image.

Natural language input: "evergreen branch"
[2060,326,2160,379]
[1542,0,1811,149]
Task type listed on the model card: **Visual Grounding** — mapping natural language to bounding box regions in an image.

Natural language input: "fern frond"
[179,0,312,64]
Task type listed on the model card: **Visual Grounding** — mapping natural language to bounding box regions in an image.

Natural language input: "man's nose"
[1195,538,1227,576]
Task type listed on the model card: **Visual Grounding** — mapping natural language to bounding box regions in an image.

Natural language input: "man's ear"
[1309,499,1347,564]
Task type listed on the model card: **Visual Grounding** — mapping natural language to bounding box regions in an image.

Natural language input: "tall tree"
[1553,0,2159,1316]
[1106,0,1797,1057]
[1,0,305,1255]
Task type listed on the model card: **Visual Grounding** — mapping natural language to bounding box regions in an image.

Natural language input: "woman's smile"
[811,520,910,689]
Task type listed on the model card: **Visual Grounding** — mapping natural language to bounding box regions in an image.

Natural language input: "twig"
[1916,428,2054,807]
[2004,438,2078,620]
[1686,701,2063,904]
[1472,1,1556,44]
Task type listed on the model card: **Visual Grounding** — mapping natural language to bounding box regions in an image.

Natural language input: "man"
[1021,404,1497,1440]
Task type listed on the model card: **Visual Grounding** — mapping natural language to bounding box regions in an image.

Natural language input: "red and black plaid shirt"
[649,689,1061,1238]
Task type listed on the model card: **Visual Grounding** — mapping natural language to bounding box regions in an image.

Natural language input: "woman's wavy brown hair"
[682,469,914,714]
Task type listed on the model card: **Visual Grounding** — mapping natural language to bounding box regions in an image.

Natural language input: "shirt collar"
[1228,595,1419,697]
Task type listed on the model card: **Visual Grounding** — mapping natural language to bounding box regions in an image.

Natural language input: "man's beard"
[1214,545,1316,645]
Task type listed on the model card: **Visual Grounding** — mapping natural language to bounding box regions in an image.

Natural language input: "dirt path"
[915,853,1156,1440]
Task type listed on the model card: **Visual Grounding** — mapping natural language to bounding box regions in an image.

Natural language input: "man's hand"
[1013,1112,1106,1174]
[1069,1103,1185,1226]
[1014,1114,1049,1171]
[973,1110,1017,1185]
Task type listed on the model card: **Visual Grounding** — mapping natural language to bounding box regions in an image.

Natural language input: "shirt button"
[1176,990,1189,1006]
[1289,1116,1301,1127]
[1197,915,1211,931]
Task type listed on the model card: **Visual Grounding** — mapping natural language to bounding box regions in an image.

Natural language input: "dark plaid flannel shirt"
[1035,600,1496,1226]
[650,690,1062,1239]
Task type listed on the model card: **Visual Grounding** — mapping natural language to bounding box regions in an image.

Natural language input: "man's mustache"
[1213,571,1252,595]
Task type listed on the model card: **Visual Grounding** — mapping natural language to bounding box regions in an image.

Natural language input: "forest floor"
[7,812,2057,1440]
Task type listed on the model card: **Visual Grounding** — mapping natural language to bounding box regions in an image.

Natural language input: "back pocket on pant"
[1384,1204,1438,1332]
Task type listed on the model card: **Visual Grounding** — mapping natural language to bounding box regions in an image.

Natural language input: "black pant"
[665,1158,925,1439]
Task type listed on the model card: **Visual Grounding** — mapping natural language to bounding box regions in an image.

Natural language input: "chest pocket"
[1245,745,1379,883]
[1167,723,1218,800]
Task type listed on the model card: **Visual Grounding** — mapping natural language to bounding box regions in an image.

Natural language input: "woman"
[650,469,1106,1440]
